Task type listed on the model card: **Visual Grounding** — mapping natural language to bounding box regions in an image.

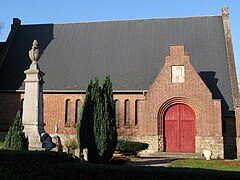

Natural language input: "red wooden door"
[165,104,195,152]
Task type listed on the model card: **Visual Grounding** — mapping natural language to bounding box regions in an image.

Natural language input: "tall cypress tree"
[77,76,117,163]
[93,78,106,163]
[98,76,117,163]
[77,80,94,150]
[77,79,99,162]
[88,78,101,162]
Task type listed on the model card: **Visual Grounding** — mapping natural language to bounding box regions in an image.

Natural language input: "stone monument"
[22,40,54,150]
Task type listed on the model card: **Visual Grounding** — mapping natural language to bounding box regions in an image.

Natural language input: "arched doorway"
[164,104,196,152]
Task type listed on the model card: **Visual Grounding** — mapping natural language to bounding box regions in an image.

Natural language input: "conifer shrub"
[4,111,27,150]
[77,76,117,164]
[116,140,149,155]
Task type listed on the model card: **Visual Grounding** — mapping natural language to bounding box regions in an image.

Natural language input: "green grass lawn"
[1,150,240,179]
[170,159,240,172]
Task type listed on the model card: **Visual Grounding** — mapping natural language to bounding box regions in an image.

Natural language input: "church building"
[0,7,239,159]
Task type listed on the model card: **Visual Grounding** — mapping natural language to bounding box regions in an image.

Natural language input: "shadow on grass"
[1,150,240,179]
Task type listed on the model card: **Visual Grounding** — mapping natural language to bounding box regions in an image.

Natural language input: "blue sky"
[1,0,239,82]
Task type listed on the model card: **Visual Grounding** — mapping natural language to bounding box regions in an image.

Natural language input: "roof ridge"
[20,14,222,26]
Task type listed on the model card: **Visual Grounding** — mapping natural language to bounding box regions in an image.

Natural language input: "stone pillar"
[22,40,54,150]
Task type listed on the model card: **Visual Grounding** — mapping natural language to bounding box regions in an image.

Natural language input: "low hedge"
[1,150,240,179]
[116,140,149,155]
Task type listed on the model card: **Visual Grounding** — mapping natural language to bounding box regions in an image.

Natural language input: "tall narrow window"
[135,100,138,126]
[75,99,81,125]
[124,99,130,127]
[114,100,119,128]
[65,99,71,127]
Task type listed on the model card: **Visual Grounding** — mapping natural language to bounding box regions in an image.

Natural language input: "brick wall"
[0,45,226,158]
[43,93,145,136]
[0,92,24,131]
[113,94,145,136]
[0,92,145,137]
[43,93,85,134]
[137,45,223,157]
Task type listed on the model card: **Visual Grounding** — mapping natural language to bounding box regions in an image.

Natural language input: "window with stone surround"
[114,99,119,128]
[65,99,71,127]
[135,100,138,126]
[75,99,81,125]
[124,99,130,127]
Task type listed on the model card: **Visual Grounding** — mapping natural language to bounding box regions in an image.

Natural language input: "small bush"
[4,111,27,150]
[116,140,149,155]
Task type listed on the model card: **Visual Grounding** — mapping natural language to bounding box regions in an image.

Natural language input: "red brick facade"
[42,93,145,136]
[1,7,239,159]
[0,45,226,158]
[139,45,222,136]
[43,93,85,134]
[136,45,223,158]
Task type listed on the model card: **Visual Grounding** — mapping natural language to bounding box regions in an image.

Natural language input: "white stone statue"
[54,122,60,146]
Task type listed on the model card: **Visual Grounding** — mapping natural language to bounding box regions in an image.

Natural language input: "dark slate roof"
[0,42,5,53]
[0,15,234,113]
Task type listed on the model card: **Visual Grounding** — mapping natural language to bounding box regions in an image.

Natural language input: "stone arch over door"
[157,97,200,152]
[164,104,196,152]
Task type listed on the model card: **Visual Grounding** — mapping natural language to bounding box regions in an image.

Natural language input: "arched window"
[75,99,81,125]
[114,100,119,128]
[124,99,130,127]
[135,100,138,126]
[65,99,71,127]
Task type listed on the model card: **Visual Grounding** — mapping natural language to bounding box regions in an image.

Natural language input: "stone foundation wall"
[196,136,224,159]
[50,134,160,155]
[54,134,225,159]
[236,138,240,159]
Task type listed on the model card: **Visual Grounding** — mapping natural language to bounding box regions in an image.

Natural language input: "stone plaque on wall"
[172,66,184,83]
